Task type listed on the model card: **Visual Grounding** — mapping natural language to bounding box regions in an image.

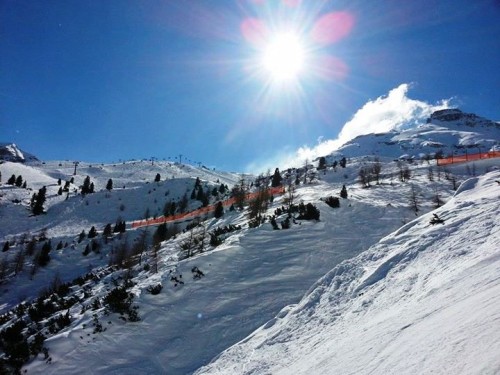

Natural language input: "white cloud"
[246,83,450,173]
[337,83,450,144]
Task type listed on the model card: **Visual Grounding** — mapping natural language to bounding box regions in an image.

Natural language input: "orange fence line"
[436,151,500,166]
[129,186,285,229]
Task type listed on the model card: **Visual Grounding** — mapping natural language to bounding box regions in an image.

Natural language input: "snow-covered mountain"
[334,109,500,160]
[0,143,39,163]
[0,109,499,374]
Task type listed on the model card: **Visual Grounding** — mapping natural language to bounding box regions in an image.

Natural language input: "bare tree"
[233,176,247,210]
[13,247,25,275]
[409,184,420,214]
[248,185,270,219]
[358,167,371,188]
[372,158,382,184]
[151,243,160,273]
[397,161,411,182]
[303,159,309,184]
[283,179,297,213]
[427,166,434,181]
[433,186,444,208]
[0,257,9,283]
[133,229,149,265]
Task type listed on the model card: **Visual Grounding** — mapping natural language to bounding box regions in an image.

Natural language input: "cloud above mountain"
[246,83,451,173]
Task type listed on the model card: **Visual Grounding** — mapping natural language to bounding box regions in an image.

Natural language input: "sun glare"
[261,32,306,82]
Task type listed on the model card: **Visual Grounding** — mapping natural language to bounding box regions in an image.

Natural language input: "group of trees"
[358,159,382,188]
[81,176,95,195]
[5,174,27,188]
[190,178,209,207]
[317,156,347,171]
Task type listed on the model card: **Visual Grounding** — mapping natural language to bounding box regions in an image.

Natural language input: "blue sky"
[1,0,499,172]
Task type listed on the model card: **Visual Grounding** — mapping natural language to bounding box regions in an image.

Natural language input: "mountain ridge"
[331,108,499,161]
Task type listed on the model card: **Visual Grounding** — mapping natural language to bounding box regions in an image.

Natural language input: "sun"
[261,31,306,83]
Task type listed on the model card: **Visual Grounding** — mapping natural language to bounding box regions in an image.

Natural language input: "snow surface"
[196,171,500,375]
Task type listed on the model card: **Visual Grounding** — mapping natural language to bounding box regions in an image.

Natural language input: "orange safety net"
[130,186,285,229]
[436,151,500,166]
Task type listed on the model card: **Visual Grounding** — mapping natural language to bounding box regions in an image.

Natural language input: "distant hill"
[0,142,39,163]
[332,109,500,160]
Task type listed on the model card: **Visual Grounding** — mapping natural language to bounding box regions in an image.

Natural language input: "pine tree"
[82,176,91,195]
[38,241,51,266]
[154,173,161,182]
[106,179,113,191]
[58,187,63,195]
[82,244,90,256]
[179,193,189,213]
[15,175,23,187]
[57,178,62,185]
[153,223,168,245]
[271,168,282,187]
[340,184,348,199]
[214,201,224,218]
[78,230,86,242]
[202,191,209,207]
[32,186,47,215]
[88,226,97,238]
[318,157,327,170]
[339,157,347,168]
[22,181,27,189]
[103,223,112,237]
[7,174,16,185]
[196,187,205,202]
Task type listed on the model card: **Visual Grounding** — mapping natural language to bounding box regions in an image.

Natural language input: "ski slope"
[196,171,500,375]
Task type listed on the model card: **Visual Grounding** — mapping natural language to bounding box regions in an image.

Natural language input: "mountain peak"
[0,143,39,163]
[427,108,498,128]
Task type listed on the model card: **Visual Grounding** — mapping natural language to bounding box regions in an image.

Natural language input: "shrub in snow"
[147,284,162,295]
[104,286,140,321]
[296,203,320,221]
[324,196,340,208]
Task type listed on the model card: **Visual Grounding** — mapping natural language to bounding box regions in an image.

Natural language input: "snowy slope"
[0,160,241,239]
[20,171,416,374]
[1,157,492,374]
[196,171,500,375]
